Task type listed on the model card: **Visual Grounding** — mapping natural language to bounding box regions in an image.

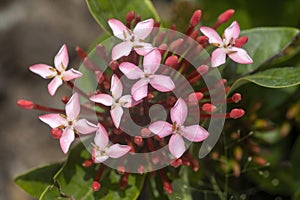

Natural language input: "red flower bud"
[217,9,235,24]
[231,93,242,103]
[164,55,178,67]
[230,109,245,119]
[202,103,217,113]
[17,100,35,110]
[92,181,101,192]
[190,10,202,27]
[51,128,63,139]
[125,11,135,23]
[235,36,248,48]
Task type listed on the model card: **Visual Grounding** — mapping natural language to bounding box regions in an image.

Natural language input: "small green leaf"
[14,163,62,198]
[40,143,146,200]
[236,27,300,74]
[86,0,160,34]
[230,67,300,92]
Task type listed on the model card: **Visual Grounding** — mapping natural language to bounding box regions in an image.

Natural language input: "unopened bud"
[169,38,184,52]
[235,36,248,48]
[197,35,208,46]
[164,55,178,67]
[51,128,63,139]
[202,103,217,113]
[82,159,93,167]
[17,100,35,110]
[188,92,204,103]
[61,96,70,104]
[230,109,245,119]
[117,166,126,174]
[170,159,182,168]
[94,70,104,84]
[92,181,101,192]
[137,165,144,174]
[75,46,87,60]
[134,136,143,146]
[217,9,235,24]
[232,93,242,103]
[109,60,119,71]
[197,65,209,75]
[190,10,202,27]
[125,11,135,23]
[140,128,151,137]
[163,182,173,194]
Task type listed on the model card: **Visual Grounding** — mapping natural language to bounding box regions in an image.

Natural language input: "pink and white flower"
[29,44,82,96]
[108,18,154,60]
[92,123,131,163]
[39,93,98,154]
[90,74,133,128]
[119,49,175,101]
[149,98,209,159]
[200,21,253,67]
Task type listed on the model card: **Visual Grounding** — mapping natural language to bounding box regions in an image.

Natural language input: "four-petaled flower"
[200,21,253,67]
[119,49,175,101]
[92,123,131,163]
[29,44,82,95]
[149,98,209,159]
[90,74,133,128]
[39,93,98,153]
[108,18,154,60]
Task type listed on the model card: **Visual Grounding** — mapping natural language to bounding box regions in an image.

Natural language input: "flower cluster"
[18,9,251,194]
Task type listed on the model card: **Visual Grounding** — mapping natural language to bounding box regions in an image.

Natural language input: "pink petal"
[60,127,75,154]
[48,77,63,96]
[39,113,67,128]
[149,121,172,138]
[106,144,131,158]
[75,119,98,134]
[93,154,109,163]
[182,125,209,142]
[169,134,185,159]
[211,48,227,68]
[62,69,82,81]
[54,44,69,71]
[131,79,149,101]
[112,41,133,60]
[228,47,253,64]
[108,19,129,40]
[200,26,222,44]
[150,75,175,92]
[134,43,154,56]
[110,105,123,128]
[119,62,143,80]
[170,98,187,125]
[119,95,133,108]
[29,64,56,79]
[65,93,80,121]
[133,19,154,40]
[143,49,161,74]
[90,94,113,106]
[94,123,109,149]
[224,21,240,44]
[111,74,123,99]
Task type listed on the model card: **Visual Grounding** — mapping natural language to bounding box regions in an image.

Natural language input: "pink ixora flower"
[39,93,98,153]
[90,74,133,128]
[119,49,175,101]
[92,123,131,163]
[108,18,154,60]
[200,21,253,67]
[149,98,209,159]
[29,44,82,95]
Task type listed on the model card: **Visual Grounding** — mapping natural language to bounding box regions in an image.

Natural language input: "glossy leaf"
[230,67,300,92]
[39,142,145,199]
[86,0,160,34]
[236,28,300,74]
[14,163,62,198]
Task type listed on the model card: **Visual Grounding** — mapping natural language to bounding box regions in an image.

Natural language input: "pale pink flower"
[29,44,82,96]
[90,74,133,128]
[92,123,131,163]
[200,21,253,67]
[149,98,209,159]
[39,93,98,154]
[119,49,175,101]
[108,18,154,60]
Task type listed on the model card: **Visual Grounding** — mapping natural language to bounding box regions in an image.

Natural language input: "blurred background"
[1,0,300,199]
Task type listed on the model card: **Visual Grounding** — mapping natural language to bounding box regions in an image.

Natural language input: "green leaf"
[14,163,62,198]
[236,27,300,74]
[86,0,160,34]
[230,67,300,92]
[40,142,146,200]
